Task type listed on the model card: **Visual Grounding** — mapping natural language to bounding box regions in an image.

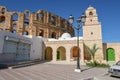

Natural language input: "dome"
[87,6,95,10]
[61,33,71,39]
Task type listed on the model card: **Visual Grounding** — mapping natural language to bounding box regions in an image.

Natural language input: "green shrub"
[86,62,110,68]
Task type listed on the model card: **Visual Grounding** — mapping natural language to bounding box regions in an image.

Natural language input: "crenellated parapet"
[0,6,74,38]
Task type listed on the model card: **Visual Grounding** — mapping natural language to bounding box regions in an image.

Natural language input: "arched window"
[39,29,44,37]
[1,8,5,14]
[51,32,56,38]
[0,16,5,24]
[13,23,17,27]
[23,31,29,35]
[89,11,93,16]
[61,19,65,28]
[25,11,29,18]
[50,16,56,25]
[12,30,17,34]
[24,19,29,26]
[38,13,44,22]
[12,13,18,21]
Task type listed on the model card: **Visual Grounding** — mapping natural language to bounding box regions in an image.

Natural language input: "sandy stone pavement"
[0,62,119,80]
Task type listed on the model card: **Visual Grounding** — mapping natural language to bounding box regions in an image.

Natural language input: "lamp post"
[68,14,86,72]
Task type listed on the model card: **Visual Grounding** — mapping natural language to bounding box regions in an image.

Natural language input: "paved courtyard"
[0,62,119,80]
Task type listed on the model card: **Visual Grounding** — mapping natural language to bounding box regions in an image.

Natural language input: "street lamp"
[68,14,86,72]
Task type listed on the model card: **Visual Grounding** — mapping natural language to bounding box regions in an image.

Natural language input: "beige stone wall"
[103,43,120,62]
[83,6,103,62]
[0,6,74,39]
[44,40,84,63]
[84,40,103,63]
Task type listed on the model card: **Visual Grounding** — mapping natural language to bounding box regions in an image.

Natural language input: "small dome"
[61,33,71,39]
[87,6,95,10]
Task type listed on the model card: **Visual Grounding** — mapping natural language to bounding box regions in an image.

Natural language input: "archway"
[106,48,115,61]
[45,47,53,60]
[70,46,79,61]
[0,16,5,24]
[56,46,66,60]
[12,13,18,21]
[51,32,56,38]
[39,29,44,37]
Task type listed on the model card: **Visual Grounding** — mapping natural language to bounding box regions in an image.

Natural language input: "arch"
[23,31,29,35]
[39,29,44,37]
[24,10,30,18]
[56,46,66,60]
[12,13,18,21]
[51,32,56,38]
[0,16,5,24]
[89,11,93,16]
[24,19,29,26]
[70,46,79,61]
[1,8,5,14]
[11,30,17,34]
[106,48,115,61]
[38,13,44,22]
[12,23,17,27]
[61,19,65,28]
[50,16,56,25]
[45,47,53,60]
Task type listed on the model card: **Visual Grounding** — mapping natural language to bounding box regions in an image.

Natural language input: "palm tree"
[86,44,100,65]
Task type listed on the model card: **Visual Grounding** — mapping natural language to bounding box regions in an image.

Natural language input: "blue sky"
[0,0,120,43]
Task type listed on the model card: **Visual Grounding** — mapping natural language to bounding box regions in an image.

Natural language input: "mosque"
[0,6,120,64]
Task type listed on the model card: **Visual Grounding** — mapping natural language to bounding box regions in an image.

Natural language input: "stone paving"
[0,62,118,80]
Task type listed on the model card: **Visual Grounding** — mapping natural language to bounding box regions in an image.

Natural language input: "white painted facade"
[0,30,44,63]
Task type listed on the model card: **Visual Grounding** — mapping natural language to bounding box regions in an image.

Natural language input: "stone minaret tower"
[83,6,103,62]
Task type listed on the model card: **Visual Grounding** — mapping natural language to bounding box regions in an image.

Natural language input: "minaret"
[83,6,103,62]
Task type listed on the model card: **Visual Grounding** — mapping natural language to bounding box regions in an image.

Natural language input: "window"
[12,13,18,21]
[1,8,5,14]
[25,11,29,18]
[38,13,44,22]
[24,19,29,26]
[13,23,17,27]
[0,16,5,24]
[50,16,56,25]
[39,30,44,37]
[91,32,93,35]
[61,19,65,28]
[89,11,93,16]
[51,32,56,38]
[12,30,17,34]
[23,31,28,35]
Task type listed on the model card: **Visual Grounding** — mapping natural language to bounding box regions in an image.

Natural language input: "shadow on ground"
[0,60,51,69]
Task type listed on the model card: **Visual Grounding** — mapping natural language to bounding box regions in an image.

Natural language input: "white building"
[0,30,44,63]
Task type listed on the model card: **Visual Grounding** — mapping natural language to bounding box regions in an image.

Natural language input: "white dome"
[87,6,95,10]
[61,33,71,39]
